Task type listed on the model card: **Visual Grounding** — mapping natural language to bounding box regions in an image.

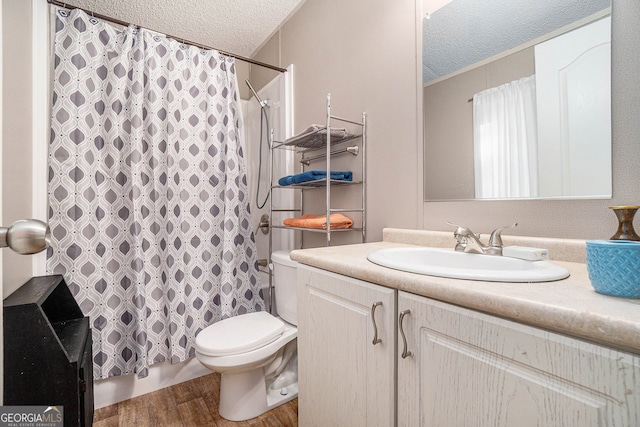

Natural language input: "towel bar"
[301,145,359,165]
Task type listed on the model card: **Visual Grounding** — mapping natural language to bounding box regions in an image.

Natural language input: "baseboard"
[93,357,211,409]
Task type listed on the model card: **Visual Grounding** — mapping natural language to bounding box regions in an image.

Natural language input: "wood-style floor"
[93,373,298,427]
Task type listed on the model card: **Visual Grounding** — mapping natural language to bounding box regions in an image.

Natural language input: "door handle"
[399,309,413,358]
[371,301,383,345]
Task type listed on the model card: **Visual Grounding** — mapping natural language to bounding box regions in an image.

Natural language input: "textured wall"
[2,0,34,296]
[254,0,421,245]
[423,0,640,241]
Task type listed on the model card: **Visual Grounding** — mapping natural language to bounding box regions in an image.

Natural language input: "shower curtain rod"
[47,0,287,73]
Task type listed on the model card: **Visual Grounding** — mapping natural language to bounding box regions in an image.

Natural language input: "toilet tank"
[271,250,298,326]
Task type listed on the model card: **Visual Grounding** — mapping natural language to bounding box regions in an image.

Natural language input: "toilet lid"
[195,311,285,357]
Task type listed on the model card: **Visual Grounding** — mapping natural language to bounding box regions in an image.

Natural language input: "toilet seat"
[196,311,285,357]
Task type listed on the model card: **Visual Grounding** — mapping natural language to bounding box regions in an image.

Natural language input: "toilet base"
[219,369,268,421]
[266,381,298,410]
[218,369,298,421]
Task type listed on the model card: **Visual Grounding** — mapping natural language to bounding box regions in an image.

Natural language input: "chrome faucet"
[446,222,517,256]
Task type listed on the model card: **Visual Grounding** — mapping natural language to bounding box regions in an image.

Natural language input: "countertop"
[289,229,640,356]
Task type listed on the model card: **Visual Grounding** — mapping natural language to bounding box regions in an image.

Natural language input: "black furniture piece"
[4,275,94,427]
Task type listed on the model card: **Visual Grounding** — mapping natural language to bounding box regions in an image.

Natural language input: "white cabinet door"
[297,265,396,427]
[398,291,640,427]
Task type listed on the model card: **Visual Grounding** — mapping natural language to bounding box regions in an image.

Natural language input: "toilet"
[195,250,298,421]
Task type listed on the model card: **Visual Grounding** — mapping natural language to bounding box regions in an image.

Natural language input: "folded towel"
[283,214,353,230]
[278,170,352,186]
[284,124,352,149]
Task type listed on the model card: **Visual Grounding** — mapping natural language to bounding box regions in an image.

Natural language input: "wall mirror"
[423,0,612,201]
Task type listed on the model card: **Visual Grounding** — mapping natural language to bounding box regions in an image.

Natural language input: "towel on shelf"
[284,124,351,149]
[283,214,353,230]
[278,170,353,186]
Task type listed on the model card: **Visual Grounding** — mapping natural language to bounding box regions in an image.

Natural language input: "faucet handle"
[446,221,468,234]
[488,223,518,247]
[447,221,469,252]
[446,221,462,231]
[446,221,478,238]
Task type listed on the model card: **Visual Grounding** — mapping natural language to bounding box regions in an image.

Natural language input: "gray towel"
[284,124,352,149]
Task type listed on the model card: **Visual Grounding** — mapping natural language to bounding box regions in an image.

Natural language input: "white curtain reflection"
[473,75,538,198]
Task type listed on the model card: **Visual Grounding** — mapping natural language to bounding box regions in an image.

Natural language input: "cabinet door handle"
[399,309,413,358]
[371,301,383,345]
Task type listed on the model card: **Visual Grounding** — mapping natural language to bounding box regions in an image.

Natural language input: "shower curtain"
[47,9,264,379]
[473,75,539,199]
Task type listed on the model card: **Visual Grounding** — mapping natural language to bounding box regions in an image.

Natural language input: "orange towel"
[283,214,353,230]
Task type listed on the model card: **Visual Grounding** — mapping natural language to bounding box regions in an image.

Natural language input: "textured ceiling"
[63,0,306,58]
[423,0,611,84]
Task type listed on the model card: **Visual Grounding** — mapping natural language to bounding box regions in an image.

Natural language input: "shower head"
[245,80,268,108]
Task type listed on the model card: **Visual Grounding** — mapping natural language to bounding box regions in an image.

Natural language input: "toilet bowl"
[195,250,298,421]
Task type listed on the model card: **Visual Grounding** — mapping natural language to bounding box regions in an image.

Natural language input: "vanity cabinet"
[297,265,396,427]
[297,265,640,426]
[397,290,640,427]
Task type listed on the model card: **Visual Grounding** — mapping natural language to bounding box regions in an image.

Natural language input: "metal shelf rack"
[269,93,367,250]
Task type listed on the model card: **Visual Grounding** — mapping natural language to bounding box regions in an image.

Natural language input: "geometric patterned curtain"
[47,9,264,379]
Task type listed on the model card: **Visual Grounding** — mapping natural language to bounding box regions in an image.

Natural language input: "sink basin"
[367,247,570,282]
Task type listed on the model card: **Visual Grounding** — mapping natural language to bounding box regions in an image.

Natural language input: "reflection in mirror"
[423,0,611,201]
